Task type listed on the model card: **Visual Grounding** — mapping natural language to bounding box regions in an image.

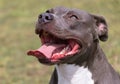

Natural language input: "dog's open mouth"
[27,30,81,63]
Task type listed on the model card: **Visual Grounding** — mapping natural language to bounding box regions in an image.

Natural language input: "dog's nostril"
[45,16,50,20]
[38,13,53,23]
[45,14,53,20]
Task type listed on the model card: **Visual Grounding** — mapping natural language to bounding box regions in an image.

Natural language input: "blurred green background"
[0,0,120,84]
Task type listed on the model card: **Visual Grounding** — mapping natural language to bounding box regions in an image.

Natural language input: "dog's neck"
[55,64,94,84]
[55,43,99,84]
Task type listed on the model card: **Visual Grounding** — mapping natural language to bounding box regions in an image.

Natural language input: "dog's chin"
[27,30,82,65]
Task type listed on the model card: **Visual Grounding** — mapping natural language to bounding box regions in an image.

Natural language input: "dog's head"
[27,7,108,65]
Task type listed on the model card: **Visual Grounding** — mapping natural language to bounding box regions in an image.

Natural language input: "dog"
[27,7,120,84]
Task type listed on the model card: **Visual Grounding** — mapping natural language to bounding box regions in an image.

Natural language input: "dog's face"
[27,7,108,65]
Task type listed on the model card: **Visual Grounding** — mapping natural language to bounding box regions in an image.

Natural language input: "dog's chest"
[56,64,94,84]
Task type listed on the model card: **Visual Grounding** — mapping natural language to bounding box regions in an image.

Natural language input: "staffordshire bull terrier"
[27,7,120,84]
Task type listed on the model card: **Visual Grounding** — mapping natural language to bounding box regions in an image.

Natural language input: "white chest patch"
[56,64,94,84]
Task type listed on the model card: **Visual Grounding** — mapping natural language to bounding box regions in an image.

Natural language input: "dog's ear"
[91,14,108,41]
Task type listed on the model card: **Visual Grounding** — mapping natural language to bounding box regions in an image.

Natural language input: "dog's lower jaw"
[55,64,94,84]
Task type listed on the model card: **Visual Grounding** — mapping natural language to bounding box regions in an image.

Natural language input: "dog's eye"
[70,15,78,20]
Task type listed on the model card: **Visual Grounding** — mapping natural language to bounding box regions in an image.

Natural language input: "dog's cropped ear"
[91,14,108,41]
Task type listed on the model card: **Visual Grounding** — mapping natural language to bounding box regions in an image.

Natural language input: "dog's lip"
[27,30,82,63]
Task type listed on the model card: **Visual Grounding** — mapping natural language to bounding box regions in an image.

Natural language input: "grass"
[0,0,120,84]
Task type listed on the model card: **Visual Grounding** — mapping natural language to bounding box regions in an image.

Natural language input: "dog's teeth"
[60,48,66,54]
[60,46,69,54]
[65,46,69,51]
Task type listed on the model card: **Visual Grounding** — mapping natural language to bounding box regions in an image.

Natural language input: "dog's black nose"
[38,13,53,23]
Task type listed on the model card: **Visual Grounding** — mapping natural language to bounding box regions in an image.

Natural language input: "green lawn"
[0,0,120,84]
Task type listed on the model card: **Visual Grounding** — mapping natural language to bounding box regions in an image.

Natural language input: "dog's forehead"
[52,7,70,15]
[52,7,91,19]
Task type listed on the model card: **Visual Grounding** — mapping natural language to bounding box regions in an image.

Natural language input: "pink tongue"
[27,43,66,59]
